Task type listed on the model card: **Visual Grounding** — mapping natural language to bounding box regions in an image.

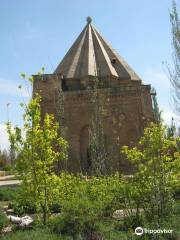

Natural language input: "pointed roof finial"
[86,16,92,24]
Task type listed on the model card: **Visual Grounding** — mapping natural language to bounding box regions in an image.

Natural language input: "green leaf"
[21,73,26,79]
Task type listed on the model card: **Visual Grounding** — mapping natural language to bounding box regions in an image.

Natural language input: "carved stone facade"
[33,19,154,174]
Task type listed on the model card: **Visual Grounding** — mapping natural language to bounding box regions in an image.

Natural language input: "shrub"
[121,123,180,227]
[2,165,12,172]
[0,228,72,240]
[0,208,9,232]
[50,203,61,213]
[13,201,37,216]
[49,173,124,237]
[10,185,38,215]
[0,187,20,201]
[175,200,180,215]
[98,220,139,240]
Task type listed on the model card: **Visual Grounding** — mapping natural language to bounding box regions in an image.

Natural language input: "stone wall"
[33,74,154,174]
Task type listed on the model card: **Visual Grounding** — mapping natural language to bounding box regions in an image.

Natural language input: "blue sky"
[0,0,179,150]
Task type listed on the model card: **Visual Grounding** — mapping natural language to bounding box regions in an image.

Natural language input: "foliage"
[0,208,9,232]
[151,88,161,123]
[13,199,37,216]
[49,173,124,237]
[167,117,176,138]
[173,200,180,238]
[0,187,20,201]
[169,1,180,115]
[98,220,148,240]
[2,164,13,172]
[86,78,110,176]
[6,72,68,225]
[0,228,72,240]
[53,74,67,173]
[121,123,180,229]
[0,149,10,169]
[49,203,61,214]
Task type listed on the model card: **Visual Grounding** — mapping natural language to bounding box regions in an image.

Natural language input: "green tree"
[151,87,161,123]
[49,173,124,238]
[53,74,67,173]
[87,78,110,176]
[7,73,68,225]
[0,149,10,169]
[167,117,176,138]
[122,123,180,230]
[170,1,180,115]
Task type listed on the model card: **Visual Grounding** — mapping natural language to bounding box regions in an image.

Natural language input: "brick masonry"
[33,74,154,174]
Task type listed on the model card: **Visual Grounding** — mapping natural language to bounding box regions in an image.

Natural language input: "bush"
[50,203,61,213]
[175,200,180,215]
[49,173,124,237]
[0,228,72,240]
[2,165,12,172]
[0,208,9,232]
[0,187,36,216]
[0,187,20,201]
[11,187,37,215]
[121,123,179,227]
[13,201,37,216]
[98,220,139,240]
[173,183,180,200]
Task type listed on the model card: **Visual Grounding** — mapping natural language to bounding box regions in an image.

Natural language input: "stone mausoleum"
[33,17,154,174]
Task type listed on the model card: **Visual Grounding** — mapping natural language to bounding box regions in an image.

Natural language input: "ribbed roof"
[54,17,140,81]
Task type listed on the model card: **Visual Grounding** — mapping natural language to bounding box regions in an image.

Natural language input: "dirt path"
[0,179,21,187]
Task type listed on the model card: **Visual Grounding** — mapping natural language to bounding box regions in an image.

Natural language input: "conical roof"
[54,17,140,81]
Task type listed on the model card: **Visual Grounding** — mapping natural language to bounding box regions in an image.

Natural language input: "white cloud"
[0,124,10,150]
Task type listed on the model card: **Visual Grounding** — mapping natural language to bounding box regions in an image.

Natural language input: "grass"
[0,228,72,240]
[0,215,180,240]
[175,199,180,214]
[0,187,179,240]
[0,227,140,240]
[98,200,180,240]
[173,200,180,238]
[0,187,20,201]
[97,220,153,240]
